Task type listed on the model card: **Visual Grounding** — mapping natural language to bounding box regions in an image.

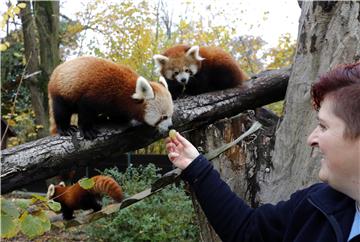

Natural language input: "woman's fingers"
[175,132,189,145]
[168,152,179,161]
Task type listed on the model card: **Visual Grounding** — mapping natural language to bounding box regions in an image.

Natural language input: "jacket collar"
[309,184,355,214]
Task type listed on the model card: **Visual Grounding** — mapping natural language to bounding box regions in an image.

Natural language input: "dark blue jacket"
[181,155,357,242]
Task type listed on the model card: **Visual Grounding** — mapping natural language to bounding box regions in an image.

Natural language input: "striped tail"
[92,175,124,202]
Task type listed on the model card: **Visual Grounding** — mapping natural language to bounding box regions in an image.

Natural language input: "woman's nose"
[307,127,319,147]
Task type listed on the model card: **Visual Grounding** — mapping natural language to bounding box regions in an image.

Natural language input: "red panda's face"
[153,46,204,86]
[132,77,174,132]
[144,80,174,132]
[46,182,65,200]
[161,57,199,85]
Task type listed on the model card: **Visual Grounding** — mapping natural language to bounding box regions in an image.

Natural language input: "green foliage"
[1,30,39,146]
[85,164,200,241]
[0,196,60,239]
[79,177,95,190]
[266,101,284,117]
[19,211,51,239]
[47,200,61,212]
[264,33,296,69]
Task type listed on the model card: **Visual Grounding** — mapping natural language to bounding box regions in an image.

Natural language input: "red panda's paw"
[79,126,99,140]
[57,125,78,136]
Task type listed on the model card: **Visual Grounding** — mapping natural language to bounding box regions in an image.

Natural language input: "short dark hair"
[311,61,360,139]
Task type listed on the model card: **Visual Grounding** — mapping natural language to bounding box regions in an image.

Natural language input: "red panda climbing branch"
[47,175,124,220]
[48,56,174,139]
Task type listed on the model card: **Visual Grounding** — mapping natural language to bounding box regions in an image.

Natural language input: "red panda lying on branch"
[153,44,248,99]
[47,175,124,220]
[48,56,174,140]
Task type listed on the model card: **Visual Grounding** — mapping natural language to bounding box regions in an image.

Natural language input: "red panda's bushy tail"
[92,175,124,202]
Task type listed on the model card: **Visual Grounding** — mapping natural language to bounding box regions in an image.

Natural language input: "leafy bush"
[85,164,199,242]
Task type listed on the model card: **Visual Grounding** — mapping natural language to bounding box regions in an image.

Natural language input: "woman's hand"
[165,131,199,170]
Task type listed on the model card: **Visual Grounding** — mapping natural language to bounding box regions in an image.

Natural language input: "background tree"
[260,1,360,203]
[1,0,60,141]
[1,2,39,145]
[18,0,48,138]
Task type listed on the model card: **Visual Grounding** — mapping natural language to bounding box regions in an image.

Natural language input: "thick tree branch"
[1,67,290,194]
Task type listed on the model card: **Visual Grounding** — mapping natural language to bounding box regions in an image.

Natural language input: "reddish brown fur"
[48,56,172,139]
[49,175,124,219]
[48,57,173,139]
[91,175,124,202]
[48,56,146,123]
[161,45,248,81]
[157,44,248,99]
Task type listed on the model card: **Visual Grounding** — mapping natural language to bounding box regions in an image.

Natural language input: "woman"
[166,62,360,242]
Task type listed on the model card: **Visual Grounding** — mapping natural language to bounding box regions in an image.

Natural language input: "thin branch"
[1,52,32,144]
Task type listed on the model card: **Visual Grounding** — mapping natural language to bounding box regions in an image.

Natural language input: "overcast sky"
[60,0,301,48]
[0,0,301,51]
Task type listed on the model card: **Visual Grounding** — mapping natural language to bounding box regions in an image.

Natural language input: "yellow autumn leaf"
[17,3,27,9]
[0,43,8,52]
[8,12,14,19]
[7,119,16,126]
[14,7,21,14]
[3,14,9,21]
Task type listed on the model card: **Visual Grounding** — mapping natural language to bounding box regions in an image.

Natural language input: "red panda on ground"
[47,175,124,220]
[48,56,174,140]
[153,45,248,99]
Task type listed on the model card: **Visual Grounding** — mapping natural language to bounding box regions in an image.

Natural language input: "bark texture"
[260,1,360,203]
[19,0,48,137]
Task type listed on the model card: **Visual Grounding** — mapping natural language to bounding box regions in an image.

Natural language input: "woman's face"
[307,97,360,195]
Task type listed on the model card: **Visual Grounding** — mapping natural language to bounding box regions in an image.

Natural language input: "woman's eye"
[318,123,326,131]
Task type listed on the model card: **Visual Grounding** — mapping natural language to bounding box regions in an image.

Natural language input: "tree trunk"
[260,1,360,203]
[186,109,278,241]
[32,1,60,134]
[18,0,48,138]
[33,0,60,79]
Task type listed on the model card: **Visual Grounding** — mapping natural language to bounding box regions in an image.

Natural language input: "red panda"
[47,175,124,220]
[153,45,248,99]
[48,56,174,139]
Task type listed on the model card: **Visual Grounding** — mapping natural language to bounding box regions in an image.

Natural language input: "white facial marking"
[165,70,173,80]
[175,72,191,85]
[143,86,174,130]
[157,118,173,133]
[189,64,198,75]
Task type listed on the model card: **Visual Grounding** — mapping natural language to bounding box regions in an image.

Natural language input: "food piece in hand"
[169,129,177,139]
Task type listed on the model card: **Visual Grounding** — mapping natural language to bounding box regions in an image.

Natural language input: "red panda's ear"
[153,54,169,67]
[158,76,168,90]
[132,76,155,100]
[59,181,66,187]
[186,46,205,61]
[47,184,55,199]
